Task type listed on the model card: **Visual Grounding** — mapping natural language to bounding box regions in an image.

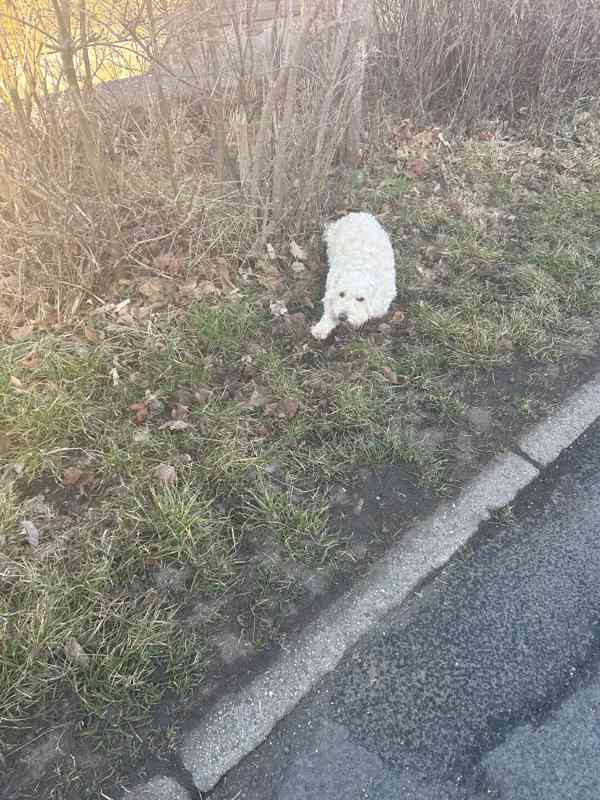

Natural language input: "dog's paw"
[311,321,334,340]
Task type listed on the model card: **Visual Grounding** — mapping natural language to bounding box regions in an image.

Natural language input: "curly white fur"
[311,212,396,340]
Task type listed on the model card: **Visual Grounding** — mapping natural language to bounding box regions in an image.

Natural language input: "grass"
[2,108,600,797]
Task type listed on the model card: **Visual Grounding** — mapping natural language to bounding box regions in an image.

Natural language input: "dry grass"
[373,0,600,127]
[0,0,367,320]
[2,108,600,795]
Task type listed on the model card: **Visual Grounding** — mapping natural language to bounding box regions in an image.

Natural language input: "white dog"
[311,212,396,340]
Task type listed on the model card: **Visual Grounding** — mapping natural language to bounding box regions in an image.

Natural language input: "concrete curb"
[125,373,600,798]
[179,453,538,791]
[519,374,600,466]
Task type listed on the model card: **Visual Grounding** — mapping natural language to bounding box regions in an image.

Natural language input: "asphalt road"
[208,419,600,800]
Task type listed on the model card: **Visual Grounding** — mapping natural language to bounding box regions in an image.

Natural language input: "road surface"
[208,419,600,800]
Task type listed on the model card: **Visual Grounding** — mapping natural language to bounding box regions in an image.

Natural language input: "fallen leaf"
[138,278,167,301]
[498,336,514,352]
[390,309,407,325]
[266,242,277,260]
[269,300,288,317]
[64,637,90,667]
[19,351,41,369]
[256,263,283,291]
[291,261,306,273]
[10,322,33,341]
[130,401,149,424]
[20,520,40,547]
[264,398,299,419]
[111,367,120,387]
[170,403,190,421]
[194,280,220,299]
[193,385,213,405]
[159,419,192,432]
[9,375,23,389]
[290,240,308,261]
[244,386,269,410]
[153,463,177,486]
[63,467,84,486]
[153,253,186,274]
[382,366,398,384]
[406,158,430,178]
[84,326,98,342]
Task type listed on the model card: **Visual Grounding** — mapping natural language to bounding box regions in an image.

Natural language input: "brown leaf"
[290,240,308,261]
[9,375,23,389]
[64,637,90,667]
[138,278,168,301]
[159,419,192,432]
[382,366,398,384]
[269,300,288,317]
[63,467,84,486]
[390,309,407,325]
[153,463,177,486]
[20,520,40,547]
[153,253,186,274]
[170,403,190,421]
[498,336,514,352]
[193,385,213,405]
[20,351,41,369]
[264,398,299,419]
[130,401,149,424]
[84,326,98,342]
[244,386,269,410]
[406,158,430,178]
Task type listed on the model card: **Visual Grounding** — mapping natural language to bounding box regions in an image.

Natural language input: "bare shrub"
[373,0,600,126]
[0,0,368,318]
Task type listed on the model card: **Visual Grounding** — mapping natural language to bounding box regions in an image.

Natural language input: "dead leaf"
[10,322,33,341]
[153,463,177,486]
[195,280,220,299]
[437,131,452,149]
[264,398,299,419]
[9,375,23,389]
[291,261,306,273]
[159,419,192,432]
[243,386,269,410]
[269,300,288,317]
[290,240,308,261]
[266,242,277,260]
[153,253,186,274]
[20,520,40,547]
[130,401,149,424]
[406,158,430,178]
[390,308,406,325]
[498,336,514,352]
[84,326,98,342]
[382,366,398,384]
[64,637,90,667]
[193,385,213,405]
[20,351,41,369]
[111,367,120,387]
[63,467,84,486]
[138,278,167,301]
[170,403,190,421]
[255,262,283,291]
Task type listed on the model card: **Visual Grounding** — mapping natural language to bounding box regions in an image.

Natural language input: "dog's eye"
[356,297,365,302]
[339,291,345,298]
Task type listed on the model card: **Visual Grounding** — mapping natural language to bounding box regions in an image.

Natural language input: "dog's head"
[328,279,375,329]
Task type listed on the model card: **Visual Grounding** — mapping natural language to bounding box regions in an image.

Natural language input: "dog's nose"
[338,311,348,322]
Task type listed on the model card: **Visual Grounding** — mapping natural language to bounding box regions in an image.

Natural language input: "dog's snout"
[337,311,348,322]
